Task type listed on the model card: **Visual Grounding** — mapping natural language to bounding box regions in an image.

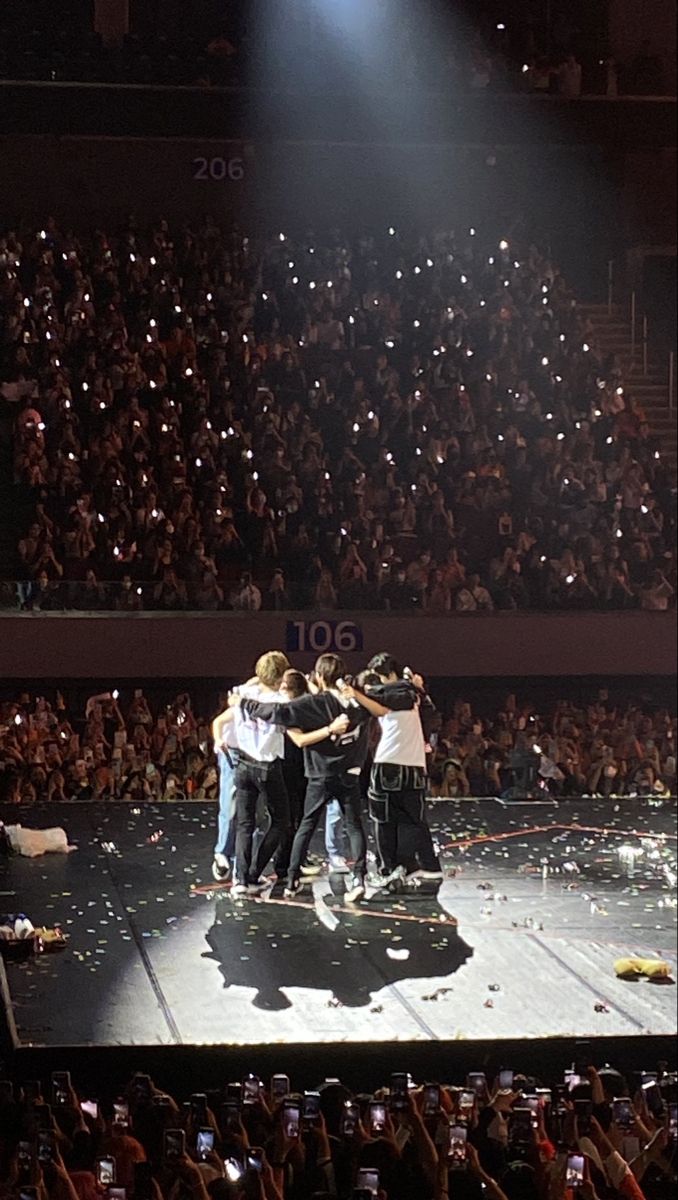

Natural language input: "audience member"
[2,223,674,615]
[0,1062,675,1200]
[0,9,672,96]
[0,685,674,803]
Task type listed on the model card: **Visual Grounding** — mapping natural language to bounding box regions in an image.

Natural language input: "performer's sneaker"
[329,855,350,873]
[212,854,231,882]
[407,869,444,886]
[300,860,324,877]
[231,883,249,898]
[344,876,366,904]
[283,880,303,899]
[381,865,408,891]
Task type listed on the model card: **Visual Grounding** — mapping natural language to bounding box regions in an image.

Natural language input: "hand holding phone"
[247,1148,264,1173]
[566,1154,585,1189]
[467,1072,487,1098]
[356,1168,380,1196]
[510,1107,535,1144]
[96,1158,116,1187]
[303,1091,321,1124]
[37,1131,56,1165]
[242,1076,260,1107]
[448,1124,468,1170]
[612,1098,635,1131]
[196,1129,214,1161]
[18,1141,34,1183]
[224,1158,245,1185]
[270,1074,290,1101]
[283,1099,301,1140]
[390,1072,409,1112]
[163,1130,185,1164]
[51,1072,71,1106]
[341,1101,360,1138]
[423,1084,441,1117]
[369,1101,387,1136]
[113,1100,129,1129]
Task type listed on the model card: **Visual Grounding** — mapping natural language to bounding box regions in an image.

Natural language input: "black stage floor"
[1,799,676,1048]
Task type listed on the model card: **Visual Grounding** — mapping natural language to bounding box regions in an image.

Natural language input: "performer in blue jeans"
[325,799,349,871]
[212,711,238,882]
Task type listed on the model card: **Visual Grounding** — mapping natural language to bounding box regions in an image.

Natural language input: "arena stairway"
[580,303,677,474]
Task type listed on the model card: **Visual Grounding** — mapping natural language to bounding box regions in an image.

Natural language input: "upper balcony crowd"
[1,220,675,615]
[0,2,670,96]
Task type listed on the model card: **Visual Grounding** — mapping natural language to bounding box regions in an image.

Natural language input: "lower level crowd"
[0,674,675,806]
[0,1060,675,1200]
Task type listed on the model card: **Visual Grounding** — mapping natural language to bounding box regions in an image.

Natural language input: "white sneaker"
[231,883,248,898]
[300,861,324,877]
[344,876,366,904]
[329,855,350,873]
[212,854,231,882]
[407,869,444,884]
[380,865,408,890]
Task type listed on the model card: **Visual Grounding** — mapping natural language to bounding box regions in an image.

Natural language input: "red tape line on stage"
[439,821,676,854]
[254,893,456,926]
[190,882,454,925]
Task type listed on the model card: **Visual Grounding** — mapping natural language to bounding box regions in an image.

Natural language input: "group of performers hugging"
[211,651,443,903]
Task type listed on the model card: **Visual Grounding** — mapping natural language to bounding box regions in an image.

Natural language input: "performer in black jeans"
[342,653,442,889]
[229,653,292,897]
[274,668,319,880]
[233,654,371,904]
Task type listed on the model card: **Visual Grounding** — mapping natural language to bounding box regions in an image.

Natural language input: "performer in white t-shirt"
[341,653,442,889]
